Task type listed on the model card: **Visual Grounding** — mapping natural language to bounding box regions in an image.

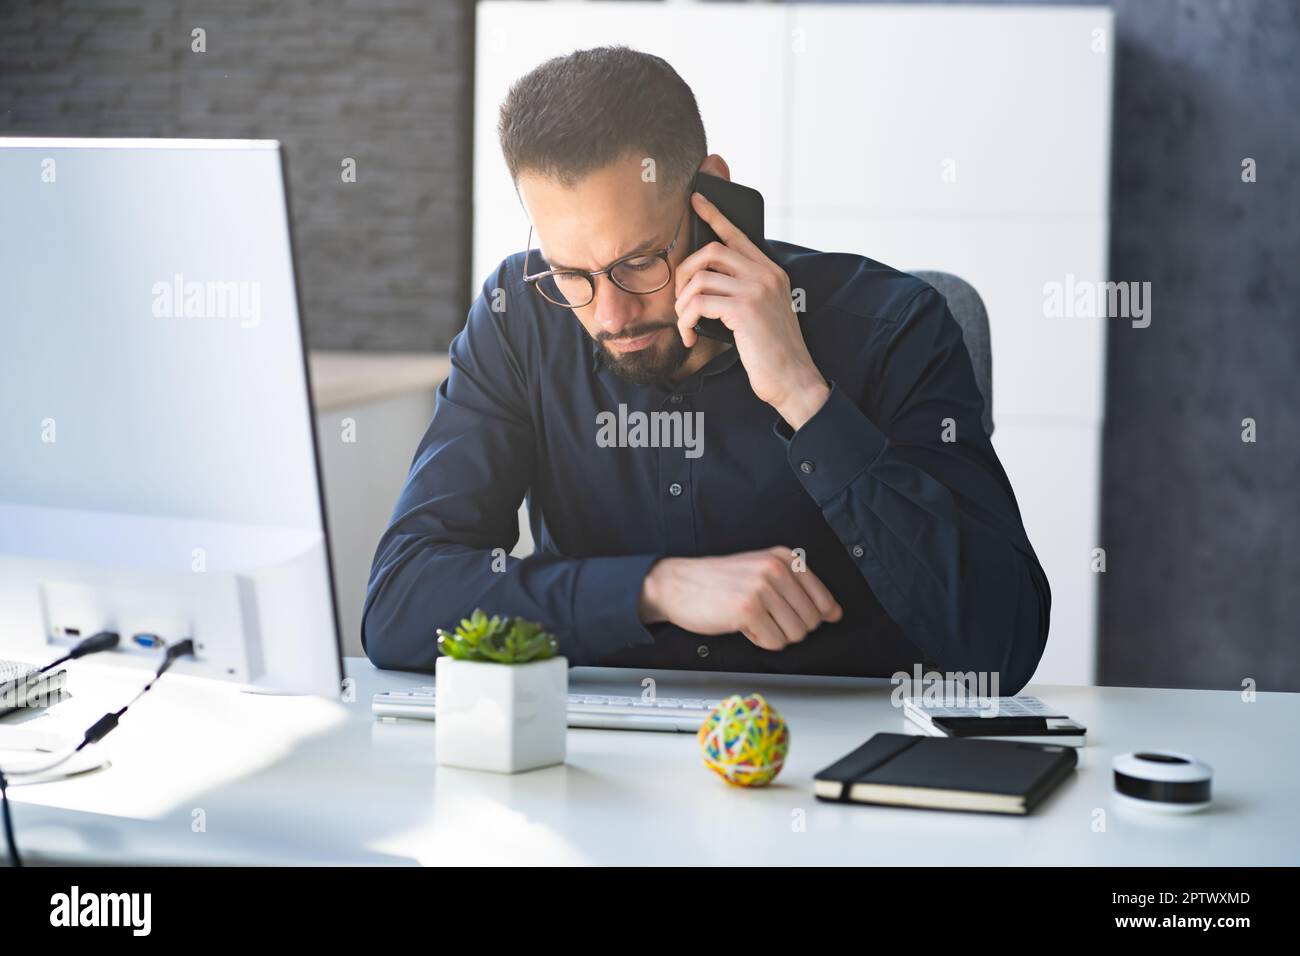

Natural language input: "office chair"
[912,271,993,437]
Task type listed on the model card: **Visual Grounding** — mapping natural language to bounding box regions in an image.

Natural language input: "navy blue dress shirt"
[362,241,1051,692]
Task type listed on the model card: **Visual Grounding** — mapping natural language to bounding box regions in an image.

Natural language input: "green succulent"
[436,609,559,664]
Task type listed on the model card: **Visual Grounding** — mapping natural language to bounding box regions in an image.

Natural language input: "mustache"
[597,321,678,343]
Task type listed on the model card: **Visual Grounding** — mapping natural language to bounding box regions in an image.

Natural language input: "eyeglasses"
[522,199,689,309]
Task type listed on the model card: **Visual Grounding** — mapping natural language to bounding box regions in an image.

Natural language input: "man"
[363,46,1051,692]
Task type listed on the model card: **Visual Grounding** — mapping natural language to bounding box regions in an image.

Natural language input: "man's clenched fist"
[639,546,843,651]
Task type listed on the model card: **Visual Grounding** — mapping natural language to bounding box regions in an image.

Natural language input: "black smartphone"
[688,172,765,344]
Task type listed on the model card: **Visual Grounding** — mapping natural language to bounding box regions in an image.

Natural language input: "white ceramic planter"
[434,655,567,773]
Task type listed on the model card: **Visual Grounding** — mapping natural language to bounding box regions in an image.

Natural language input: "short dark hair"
[498,46,707,193]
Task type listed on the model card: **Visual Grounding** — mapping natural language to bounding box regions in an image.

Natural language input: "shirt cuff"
[572,553,662,659]
[773,381,888,506]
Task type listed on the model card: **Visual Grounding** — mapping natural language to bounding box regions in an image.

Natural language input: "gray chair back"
[912,270,993,436]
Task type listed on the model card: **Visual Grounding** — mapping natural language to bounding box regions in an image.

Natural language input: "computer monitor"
[0,138,341,696]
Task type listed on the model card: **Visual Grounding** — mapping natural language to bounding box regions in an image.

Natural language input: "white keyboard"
[0,659,70,717]
[0,660,38,684]
[372,686,722,733]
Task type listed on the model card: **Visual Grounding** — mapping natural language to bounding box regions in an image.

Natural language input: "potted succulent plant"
[434,609,566,773]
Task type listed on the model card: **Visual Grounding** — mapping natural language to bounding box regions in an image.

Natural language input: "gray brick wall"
[0,0,475,350]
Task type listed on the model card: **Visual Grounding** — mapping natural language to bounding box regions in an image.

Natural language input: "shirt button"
[696,644,710,659]
[851,545,865,558]
[800,460,816,475]
[668,482,683,497]
[669,394,683,404]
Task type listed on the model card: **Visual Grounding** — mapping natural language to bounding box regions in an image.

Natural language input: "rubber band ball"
[697,692,789,787]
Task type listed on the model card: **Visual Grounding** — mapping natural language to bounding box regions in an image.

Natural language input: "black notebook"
[813,733,1077,815]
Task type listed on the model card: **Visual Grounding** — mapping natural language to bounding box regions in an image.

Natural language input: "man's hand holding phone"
[675,190,831,431]
[639,547,843,651]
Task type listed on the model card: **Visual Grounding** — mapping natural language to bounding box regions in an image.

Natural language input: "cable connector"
[164,639,196,666]
[40,630,120,673]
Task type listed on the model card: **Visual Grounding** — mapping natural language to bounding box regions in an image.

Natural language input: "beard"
[593,320,692,387]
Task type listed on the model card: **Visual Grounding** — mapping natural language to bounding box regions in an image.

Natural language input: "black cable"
[0,638,196,867]
[15,639,196,779]
[0,636,118,867]
[0,768,19,868]
[38,630,121,673]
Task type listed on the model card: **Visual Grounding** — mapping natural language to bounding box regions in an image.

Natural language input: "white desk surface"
[4,658,1297,866]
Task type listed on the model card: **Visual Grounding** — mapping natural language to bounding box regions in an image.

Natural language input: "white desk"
[4,659,1298,865]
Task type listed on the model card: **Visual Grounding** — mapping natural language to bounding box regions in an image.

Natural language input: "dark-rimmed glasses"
[522,199,689,308]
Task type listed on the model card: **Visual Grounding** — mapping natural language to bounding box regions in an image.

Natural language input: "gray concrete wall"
[1100,0,1299,690]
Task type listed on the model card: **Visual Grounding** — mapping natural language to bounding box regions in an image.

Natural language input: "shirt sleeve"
[360,275,660,672]
[775,285,1051,693]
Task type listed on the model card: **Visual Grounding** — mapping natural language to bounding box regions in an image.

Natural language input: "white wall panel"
[778,211,1108,423]
[785,6,1113,218]
[992,421,1102,685]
